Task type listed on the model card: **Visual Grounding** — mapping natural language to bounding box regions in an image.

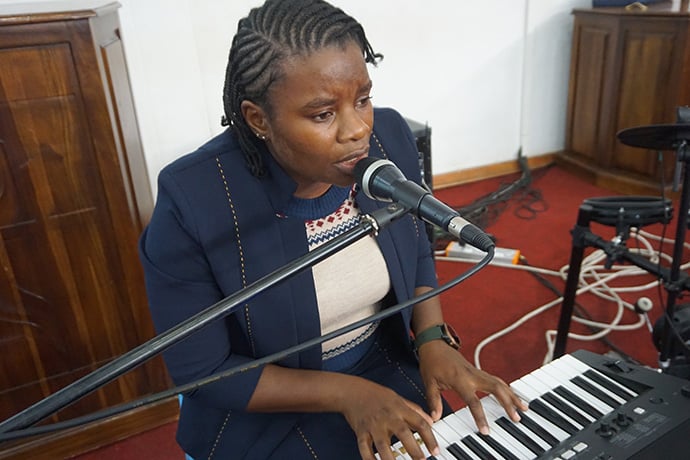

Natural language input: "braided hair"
[222,0,382,177]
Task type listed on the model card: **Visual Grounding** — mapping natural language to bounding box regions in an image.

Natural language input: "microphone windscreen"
[353,157,380,185]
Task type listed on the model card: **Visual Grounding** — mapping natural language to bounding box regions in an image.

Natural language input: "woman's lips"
[335,150,369,175]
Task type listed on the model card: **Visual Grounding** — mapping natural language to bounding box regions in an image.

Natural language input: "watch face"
[442,323,461,349]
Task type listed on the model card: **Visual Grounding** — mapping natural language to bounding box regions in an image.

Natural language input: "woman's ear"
[241,100,269,140]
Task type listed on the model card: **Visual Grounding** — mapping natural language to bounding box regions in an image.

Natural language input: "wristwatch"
[413,323,461,351]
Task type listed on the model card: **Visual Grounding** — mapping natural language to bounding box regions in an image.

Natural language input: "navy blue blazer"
[139,107,438,458]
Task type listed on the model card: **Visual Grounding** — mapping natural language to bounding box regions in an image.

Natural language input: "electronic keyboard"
[381,350,690,459]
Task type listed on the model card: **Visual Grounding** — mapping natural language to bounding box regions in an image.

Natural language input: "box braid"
[221,0,382,177]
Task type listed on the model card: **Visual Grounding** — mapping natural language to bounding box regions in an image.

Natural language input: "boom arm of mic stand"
[0,203,410,434]
[1,219,495,443]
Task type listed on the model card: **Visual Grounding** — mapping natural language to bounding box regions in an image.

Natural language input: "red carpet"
[73,164,689,459]
[71,422,184,459]
[433,165,686,409]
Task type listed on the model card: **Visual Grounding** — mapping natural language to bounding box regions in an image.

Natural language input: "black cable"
[457,151,535,228]
[433,148,547,250]
[0,248,495,442]
[513,188,549,221]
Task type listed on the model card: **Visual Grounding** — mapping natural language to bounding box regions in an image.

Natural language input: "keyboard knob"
[596,422,616,438]
[682,385,690,398]
[615,412,631,427]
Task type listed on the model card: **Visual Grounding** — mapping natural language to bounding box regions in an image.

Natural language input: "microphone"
[354,157,495,252]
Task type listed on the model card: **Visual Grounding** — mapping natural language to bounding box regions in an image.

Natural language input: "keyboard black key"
[553,385,604,419]
[529,399,579,435]
[447,442,475,460]
[518,411,560,447]
[584,369,635,401]
[496,416,546,456]
[571,375,621,409]
[542,392,591,426]
[461,435,498,459]
[479,433,520,460]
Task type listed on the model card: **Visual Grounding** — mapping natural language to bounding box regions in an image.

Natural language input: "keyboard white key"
[385,352,651,460]
[557,356,629,406]
[538,363,614,415]
[434,419,482,460]
[529,369,597,423]
[444,411,506,459]
[482,396,552,453]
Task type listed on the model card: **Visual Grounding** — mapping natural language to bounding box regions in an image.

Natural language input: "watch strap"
[413,323,460,351]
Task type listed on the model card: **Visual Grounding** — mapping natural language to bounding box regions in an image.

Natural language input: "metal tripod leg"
[553,204,595,358]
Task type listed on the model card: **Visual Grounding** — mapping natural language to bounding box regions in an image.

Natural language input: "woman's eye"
[313,111,333,121]
[357,96,372,107]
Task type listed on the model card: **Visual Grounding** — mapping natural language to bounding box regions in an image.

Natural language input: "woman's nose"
[338,108,371,142]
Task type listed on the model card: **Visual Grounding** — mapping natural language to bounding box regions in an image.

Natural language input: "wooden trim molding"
[433,152,558,190]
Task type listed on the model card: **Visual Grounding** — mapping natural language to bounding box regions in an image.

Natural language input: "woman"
[139,1,527,459]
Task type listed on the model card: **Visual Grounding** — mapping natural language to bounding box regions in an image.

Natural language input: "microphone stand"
[1,242,495,443]
[0,203,410,434]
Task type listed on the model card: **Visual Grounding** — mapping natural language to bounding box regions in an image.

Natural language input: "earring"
[255,132,267,141]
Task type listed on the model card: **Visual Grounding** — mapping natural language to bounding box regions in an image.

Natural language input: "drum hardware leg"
[554,207,636,358]
[556,117,690,376]
[553,205,594,358]
[657,140,690,377]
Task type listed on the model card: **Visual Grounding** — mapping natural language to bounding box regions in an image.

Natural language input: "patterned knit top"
[285,185,390,371]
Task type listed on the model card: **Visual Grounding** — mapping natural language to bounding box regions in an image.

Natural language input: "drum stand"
[553,124,690,379]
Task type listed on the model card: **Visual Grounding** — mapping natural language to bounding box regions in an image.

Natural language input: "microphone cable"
[0,247,495,443]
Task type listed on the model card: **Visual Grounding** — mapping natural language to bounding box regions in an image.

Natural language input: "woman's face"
[243,41,373,199]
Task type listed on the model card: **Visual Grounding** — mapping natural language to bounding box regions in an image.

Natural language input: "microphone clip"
[364,203,411,235]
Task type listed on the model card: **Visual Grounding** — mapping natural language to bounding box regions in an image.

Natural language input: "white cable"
[435,256,562,277]
[473,269,628,369]
[464,227,687,370]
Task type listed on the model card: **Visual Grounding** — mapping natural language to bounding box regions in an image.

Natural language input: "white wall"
[522,0,591,157]
[349,1,527,176]
[1,0,592,195]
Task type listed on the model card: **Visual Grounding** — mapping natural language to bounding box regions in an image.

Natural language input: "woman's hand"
[417,341,528,434]
[338,376,440,460]
[248,365,441,459]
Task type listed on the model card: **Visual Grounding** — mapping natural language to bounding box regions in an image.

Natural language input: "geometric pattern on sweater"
[321,322,378,361]
[306,189,361,249]
[304,187,388,366]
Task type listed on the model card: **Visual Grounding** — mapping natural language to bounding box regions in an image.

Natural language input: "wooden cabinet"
[0,2,176,458]
[557,5,690,195]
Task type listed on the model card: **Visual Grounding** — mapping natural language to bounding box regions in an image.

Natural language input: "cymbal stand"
[659,139,689,369]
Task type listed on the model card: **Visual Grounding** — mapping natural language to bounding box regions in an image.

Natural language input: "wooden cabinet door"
[606,16,687,183]
[0,4,175,459]
[562,8,690,195]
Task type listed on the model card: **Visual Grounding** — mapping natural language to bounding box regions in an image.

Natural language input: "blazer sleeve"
[139,167,263,411]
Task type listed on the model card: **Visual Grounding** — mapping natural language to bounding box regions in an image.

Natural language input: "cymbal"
[617,123,690,150]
